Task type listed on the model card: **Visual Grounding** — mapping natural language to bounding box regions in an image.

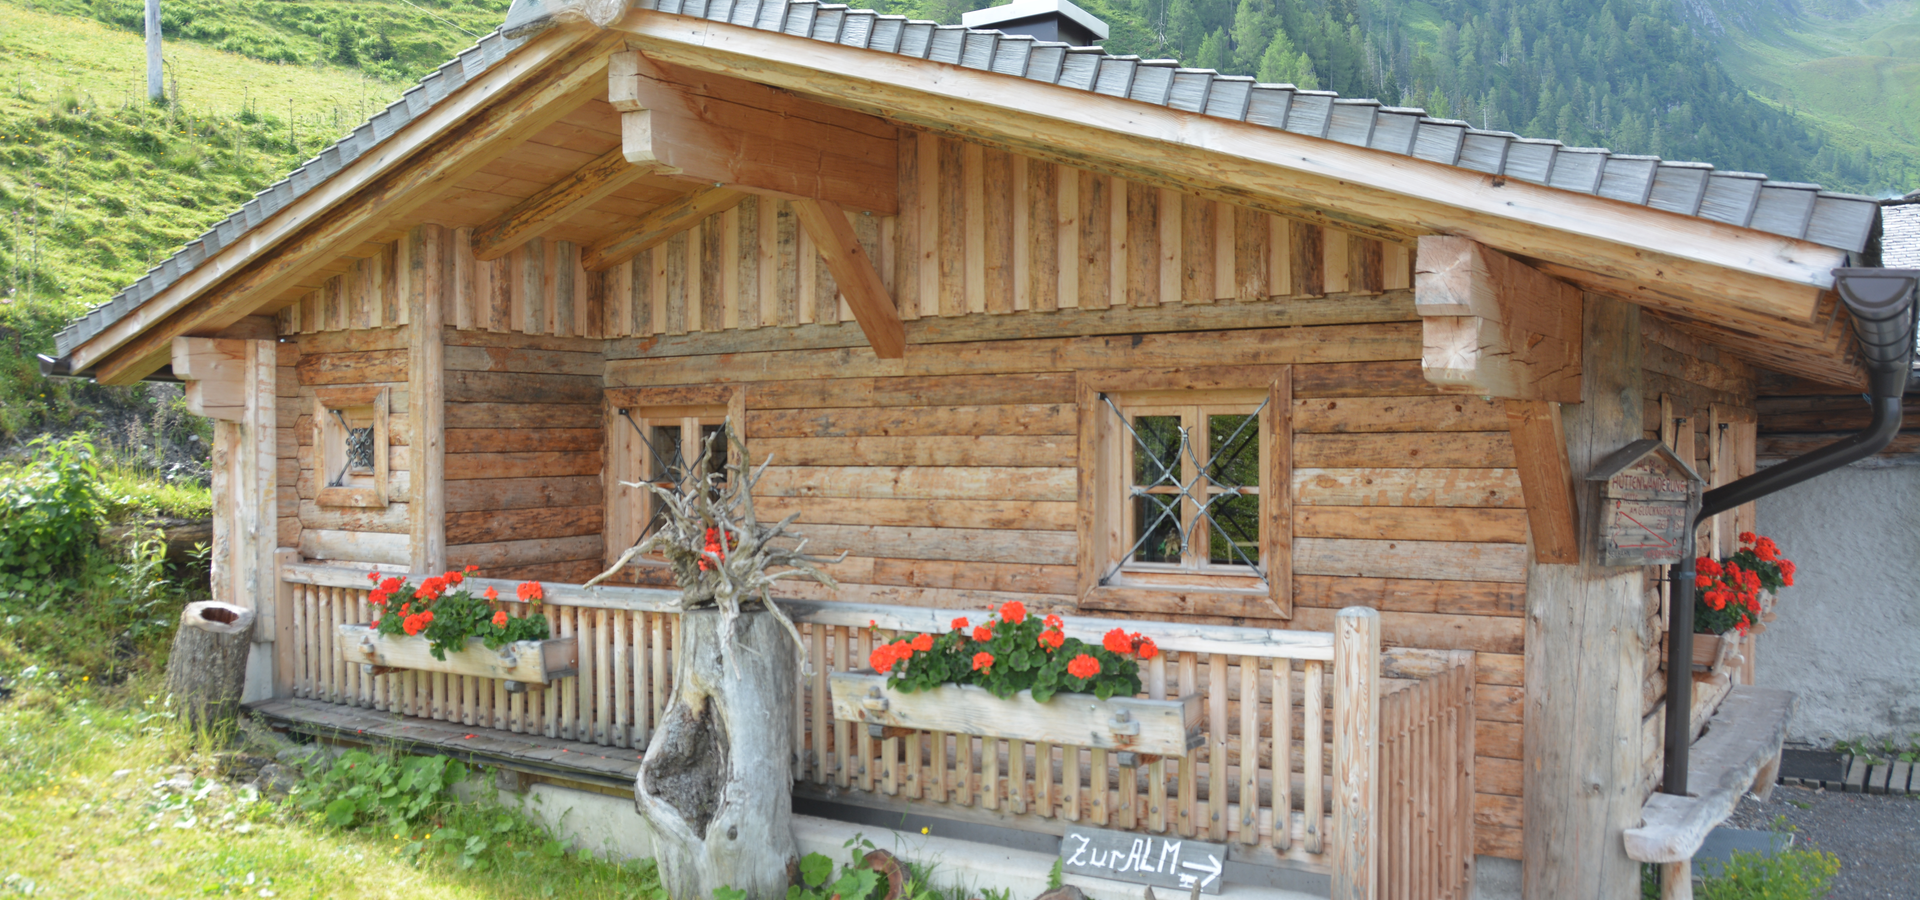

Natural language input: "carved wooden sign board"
[1584,438,1703,567]
[1058,825,1228,893]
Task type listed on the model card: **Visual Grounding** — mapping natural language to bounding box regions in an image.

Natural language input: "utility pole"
[146,0,163,103]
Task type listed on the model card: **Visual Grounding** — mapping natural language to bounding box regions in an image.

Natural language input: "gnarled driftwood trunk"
[164,600,256,729]
[636,608,797,900]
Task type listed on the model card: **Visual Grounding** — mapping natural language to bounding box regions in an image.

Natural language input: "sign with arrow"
[1057,825,1228,894]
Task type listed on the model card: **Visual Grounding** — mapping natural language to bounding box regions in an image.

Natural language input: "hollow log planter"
[828,671,1204,760]
[335,624,577,691]
[635,609,798,900]
[165,600,257,729]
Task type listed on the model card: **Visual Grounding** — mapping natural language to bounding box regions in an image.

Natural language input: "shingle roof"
[54,0,1885,365]
[52,28,532,359]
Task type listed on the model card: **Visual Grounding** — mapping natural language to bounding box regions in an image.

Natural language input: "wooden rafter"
[791,198,904,358]
[581,186,748,272]
[469,147,656,262]
[76,29,627,385]
[1414,236,1583,402]
[607,49,898,216]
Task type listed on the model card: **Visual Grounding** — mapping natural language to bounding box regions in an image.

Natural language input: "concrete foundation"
[1755,464,1920,746]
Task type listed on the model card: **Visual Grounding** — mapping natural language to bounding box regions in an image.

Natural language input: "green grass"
[1712,0,1920,194]
[0,0,431,445]
[0,682,665,899]
[99,461,211,520]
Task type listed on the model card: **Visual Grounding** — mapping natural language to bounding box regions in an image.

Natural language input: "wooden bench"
[1624,685,1795,898]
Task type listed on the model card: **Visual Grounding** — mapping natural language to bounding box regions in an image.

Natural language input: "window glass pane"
[1206,414,1259,486]
[1206,493,1261,566]
[1131,415,1182,487]
[649,425,683,483]
[1132,495,1183,564]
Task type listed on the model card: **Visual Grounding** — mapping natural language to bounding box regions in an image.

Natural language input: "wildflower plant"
[1694,531,1795,636]
[871,601,1155,702]
[364,567,550,660]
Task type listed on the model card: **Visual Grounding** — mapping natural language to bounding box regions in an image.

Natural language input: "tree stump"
[164,601,256,729]
[635,609,797,900]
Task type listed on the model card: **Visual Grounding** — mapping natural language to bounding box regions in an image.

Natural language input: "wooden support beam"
[792,198,905,359]
[1415,235,1583,402]
[608,49,897,215]
[1523,294,1647,900]
[582,187,748,272]
[1506,399,1579,564]
[172,336,249,421]
[470,147,655,262]
[75,29,623,384]
[405,225,448,574]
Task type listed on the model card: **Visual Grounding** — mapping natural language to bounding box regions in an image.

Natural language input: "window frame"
[1076,366,1292,620]
[313,386,389,509]
[604,386,745,577]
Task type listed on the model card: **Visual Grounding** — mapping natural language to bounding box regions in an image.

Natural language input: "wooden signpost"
[1585,438,1703,567]
[1059,825,1229,894]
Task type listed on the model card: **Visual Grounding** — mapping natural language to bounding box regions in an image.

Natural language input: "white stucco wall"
[1754,464,1920,746]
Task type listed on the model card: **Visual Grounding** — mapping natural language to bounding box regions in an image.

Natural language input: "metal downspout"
[1661,267,1918,796]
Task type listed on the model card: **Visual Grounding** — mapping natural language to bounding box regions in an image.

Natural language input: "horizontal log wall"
[282,325,412,566]
[605,321,1525,857]
[441,326,606,583]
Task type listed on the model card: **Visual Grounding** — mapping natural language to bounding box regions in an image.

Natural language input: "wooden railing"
[274,560,1471,898]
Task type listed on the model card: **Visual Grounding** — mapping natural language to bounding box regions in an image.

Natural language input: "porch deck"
[270,559,1478,899]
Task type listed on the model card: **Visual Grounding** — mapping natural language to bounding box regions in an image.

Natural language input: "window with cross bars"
[618,407,727,545]
[1103,391,1269,584]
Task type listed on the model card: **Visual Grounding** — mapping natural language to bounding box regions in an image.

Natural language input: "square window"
[1077,369,1292,619]
[313,386,389,509]
[615,406,728,567]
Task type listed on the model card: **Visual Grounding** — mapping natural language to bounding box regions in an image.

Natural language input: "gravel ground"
[1725,783,1920,899]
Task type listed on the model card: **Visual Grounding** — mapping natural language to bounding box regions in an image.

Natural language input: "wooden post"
[1332,606,1380,900]
[1660,860,1692,900]
[407,225,448,574]
[272,548,299,698]
[1523,294,1647,900]
[175,335,276,703]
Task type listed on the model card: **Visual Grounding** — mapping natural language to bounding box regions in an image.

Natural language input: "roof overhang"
[61,6,1868,387]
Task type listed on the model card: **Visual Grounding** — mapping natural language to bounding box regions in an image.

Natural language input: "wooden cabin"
[50,1,1900,897]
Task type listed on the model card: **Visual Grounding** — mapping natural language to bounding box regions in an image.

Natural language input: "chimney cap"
[962,0,1110,41]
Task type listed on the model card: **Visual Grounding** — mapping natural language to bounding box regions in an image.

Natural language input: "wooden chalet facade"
[50,1,1897,897]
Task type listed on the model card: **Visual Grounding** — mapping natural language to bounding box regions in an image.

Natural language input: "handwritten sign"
[1586,439,1702,567]
[1058,825,1227,894]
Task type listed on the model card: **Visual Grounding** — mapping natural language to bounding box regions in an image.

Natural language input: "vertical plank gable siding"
[272,131,1553,858]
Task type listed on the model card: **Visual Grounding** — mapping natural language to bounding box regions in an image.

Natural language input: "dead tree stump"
[636,608,797,900]
[164,601,256,729]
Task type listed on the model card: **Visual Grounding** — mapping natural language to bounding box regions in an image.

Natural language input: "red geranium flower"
[1102,628,1131,654]
[972,623,993,643]
[971,651,994,673]
[464,565,479,574]
[1136,637,1159,660]
[870,644,903,674]
[951,617,969,632]
[492,610,509,628]
[1066,654,1100,680]
[1044,614,1064,630]
[484,586,498,601]
[517,581,544,603]
[1695,557,1722,578]
[1038,629,1065,650]
[910,632,935,653]
[1738,531,1757,544]
[367,571,380,583]
[999,601,1027,624]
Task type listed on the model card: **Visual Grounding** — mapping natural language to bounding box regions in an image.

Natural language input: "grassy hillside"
[1711,0,1920,194]
[0,0,476,445]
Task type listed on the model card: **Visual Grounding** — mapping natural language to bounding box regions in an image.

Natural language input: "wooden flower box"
[1689,631,1742,674]
[828,670,1203,758]
[336,624,577,688]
